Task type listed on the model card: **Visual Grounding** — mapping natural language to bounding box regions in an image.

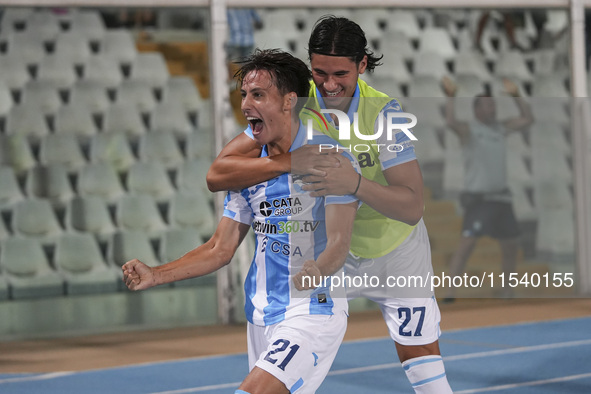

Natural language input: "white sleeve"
[223,190,254,225]
[376,100,417,171]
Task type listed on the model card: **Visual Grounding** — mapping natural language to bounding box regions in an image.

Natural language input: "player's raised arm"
[122,217,250,290]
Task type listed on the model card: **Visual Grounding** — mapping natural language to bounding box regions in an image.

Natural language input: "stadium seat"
[412,126,445,165]
[0,166,25,213]
[69,10,106,44]
[138,132,185,170]
[38,134,87,174]
[25,165,75,208]
[263,9,305,42]
[387,10,421,41]
[350,9,386,43]
[372,54,411,85]
[453,51,493,83]
[150,100,194,139]
[456,74,486,97]
[506,130,531,159]
[418,27,457,61]
[253,29,293,55]
[100,29,138,66]
[116,79,157,114]
[494,50,533,83]
[531,49,562,77]
[530,75,569,98]
[0,80,14,117]
[490,79,529,120]
[159,227,201,262]
[69,80,110,115]
[509,183,537,222]
[0,236,64,299]
[0,212,9,242]
[65,195,117,243]
[441,131,464,199]
[528,98,570,128]
[364,75,403,98]
[535,207,575,261]
[102,102,147,141]
[507,149,534,189]
[4,103,51,144]
[168,192,215,238]
[450,95,478,123]
[36,54,78,90]
[412,52,449,80]
[307,9,353,28]
[532,147,572,187]
[533,179,572,211]
[403,98,444,127]
[126,161,176,204]
[25,9,62,42]
[163,76,207,114]
[107,230,161,268]
[176,158,213,200]
[0,54,31,90]
[185,130,215,161]
[529,121,572,157]
[0,273,9,300]
[115,194,168,240]
[20,80,62,115]
[407,75,446,97]
[82,55,124,90]
[129,52,170,89]
[54,231,119,295]
[159,228,215,287]
[89,132,136,174]
[77,163,125,206]
[0,7,35,30]
[53,102,98,145]
[53,31,93,67]
[378,30,415,62]
[6,31,47,66]
[0,134,37,176]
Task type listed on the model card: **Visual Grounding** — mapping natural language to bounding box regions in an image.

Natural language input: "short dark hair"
[307,15,383,72]
[235,48,311,112]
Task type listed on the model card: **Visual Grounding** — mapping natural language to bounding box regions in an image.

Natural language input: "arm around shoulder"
[206,132,289,192]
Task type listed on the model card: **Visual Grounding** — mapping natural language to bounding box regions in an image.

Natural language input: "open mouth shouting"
[247,116,264,136]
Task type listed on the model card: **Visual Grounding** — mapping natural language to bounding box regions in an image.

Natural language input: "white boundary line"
[455,372,591,393]
[149,338,591,394]
[3,319,591,391]
[0,372,75,384]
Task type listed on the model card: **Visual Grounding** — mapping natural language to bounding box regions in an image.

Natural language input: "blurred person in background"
[441,76,533,303]
[226,8,263,63]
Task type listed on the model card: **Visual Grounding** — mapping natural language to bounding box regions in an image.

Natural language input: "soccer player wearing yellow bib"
[207,16,453,393]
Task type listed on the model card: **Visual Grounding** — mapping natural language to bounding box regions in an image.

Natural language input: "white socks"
[402,355,453,393]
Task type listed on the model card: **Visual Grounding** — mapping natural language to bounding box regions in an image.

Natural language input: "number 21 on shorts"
[264,339,300,371]
[398,306,425,337]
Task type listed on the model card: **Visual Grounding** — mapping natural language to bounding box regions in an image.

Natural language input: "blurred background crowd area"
[0,6,583,339]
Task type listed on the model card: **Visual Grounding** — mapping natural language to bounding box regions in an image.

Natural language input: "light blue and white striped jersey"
[224,121,360,326]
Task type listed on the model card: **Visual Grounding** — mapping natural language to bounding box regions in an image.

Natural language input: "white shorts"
[247,311,347,394]
[345,219,442,346]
